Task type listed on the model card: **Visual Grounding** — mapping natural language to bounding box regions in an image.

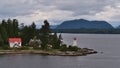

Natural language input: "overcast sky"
[0,0,120,27]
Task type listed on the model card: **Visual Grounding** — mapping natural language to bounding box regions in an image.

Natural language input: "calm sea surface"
[0,34,120,68]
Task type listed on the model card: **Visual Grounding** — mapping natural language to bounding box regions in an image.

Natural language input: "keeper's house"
[9,38,22,48]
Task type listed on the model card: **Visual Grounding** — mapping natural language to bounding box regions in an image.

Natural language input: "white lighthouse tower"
[72,37,77,46]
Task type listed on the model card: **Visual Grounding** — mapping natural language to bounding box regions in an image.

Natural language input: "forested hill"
[56,19,113,29]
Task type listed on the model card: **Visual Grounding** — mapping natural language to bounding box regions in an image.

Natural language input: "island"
[0,19,97,56]
[0,48,97,56]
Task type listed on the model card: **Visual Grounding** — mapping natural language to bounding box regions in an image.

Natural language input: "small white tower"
[72,37,77,46]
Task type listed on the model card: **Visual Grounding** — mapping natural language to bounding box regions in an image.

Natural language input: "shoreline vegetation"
[0,19,97,56]
[0,43,97,56]
[0,48,97,56]
[51,29,120,34]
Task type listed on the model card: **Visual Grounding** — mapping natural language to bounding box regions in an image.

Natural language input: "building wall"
[9,42,21,48]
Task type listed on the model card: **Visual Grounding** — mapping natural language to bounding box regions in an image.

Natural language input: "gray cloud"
[0,0,120,26]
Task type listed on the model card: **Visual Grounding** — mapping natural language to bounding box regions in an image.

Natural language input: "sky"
[0,0,120,27]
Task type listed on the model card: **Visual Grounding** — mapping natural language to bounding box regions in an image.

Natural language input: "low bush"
[60,44,67,51]
[1,45,10,50]
[68,45,79,51]
[33,47,41,50]
[18,46,30,50]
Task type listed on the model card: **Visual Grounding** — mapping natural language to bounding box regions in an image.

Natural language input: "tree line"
[0,19,19,46]
[0,19,62,49]
[52,28,120,34]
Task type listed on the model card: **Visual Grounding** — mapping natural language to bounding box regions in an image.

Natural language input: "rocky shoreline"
[0,48,97,56]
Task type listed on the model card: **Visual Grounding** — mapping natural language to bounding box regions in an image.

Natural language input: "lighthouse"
[72,37,77,46]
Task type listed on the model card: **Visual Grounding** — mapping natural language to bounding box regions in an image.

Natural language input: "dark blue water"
[0,34,120,68]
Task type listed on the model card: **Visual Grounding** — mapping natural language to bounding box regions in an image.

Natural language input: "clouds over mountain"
[0,0,120,26]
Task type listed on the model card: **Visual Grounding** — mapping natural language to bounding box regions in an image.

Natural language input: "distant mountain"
[116,25,120,29]
[55,19,113,29]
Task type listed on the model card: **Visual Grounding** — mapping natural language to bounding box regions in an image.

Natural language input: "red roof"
[9,38,22,42]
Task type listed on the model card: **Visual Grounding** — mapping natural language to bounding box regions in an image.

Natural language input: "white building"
[72,37,77,46]
[9,38,22,48]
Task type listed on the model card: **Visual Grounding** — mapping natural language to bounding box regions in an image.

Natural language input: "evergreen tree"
[51,33,60,49]
[0,34,4,47]
[1,19,8,44]
[13,19,19,37]
[0,19,20,46]
[30,22,38,37]
[1,19,7,28]
[40,20,51,34]
[58,34,63,46]
[40,20,51,49]
[7,19,14,37]
[21,26,31,45]
[20,22,38,45]
[31,22,36,29]
[0,26,8,44]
